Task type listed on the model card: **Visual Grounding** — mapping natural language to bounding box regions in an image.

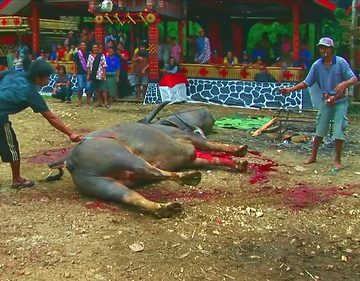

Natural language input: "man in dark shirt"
[0,60,82,188]
[132,43,149,100]
[73,41,92,106]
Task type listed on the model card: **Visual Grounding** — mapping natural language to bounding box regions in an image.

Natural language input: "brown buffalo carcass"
[48,109,248,218]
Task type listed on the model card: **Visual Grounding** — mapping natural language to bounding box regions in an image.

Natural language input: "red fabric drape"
[0,35,17,45]
[208,22,222,55]
[231,22,243,58]
[159,73,188,87]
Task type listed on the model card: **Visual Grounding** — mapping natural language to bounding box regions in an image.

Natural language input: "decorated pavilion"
[0,0,350,109]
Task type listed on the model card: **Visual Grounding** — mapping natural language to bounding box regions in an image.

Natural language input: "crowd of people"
[5,28,314,102]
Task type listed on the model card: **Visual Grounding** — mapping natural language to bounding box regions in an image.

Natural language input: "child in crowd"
[52,65,72,103]
[49,45,58,61]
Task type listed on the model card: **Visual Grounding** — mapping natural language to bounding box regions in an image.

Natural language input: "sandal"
[11,178,35,188]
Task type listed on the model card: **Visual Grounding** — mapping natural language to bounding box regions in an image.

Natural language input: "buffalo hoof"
[178,171,202,186]
[236,160,248,172]
[234,145,248,157]
[155,202,183,218]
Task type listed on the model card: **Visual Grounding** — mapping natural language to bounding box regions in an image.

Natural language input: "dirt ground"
[0,100,359,281]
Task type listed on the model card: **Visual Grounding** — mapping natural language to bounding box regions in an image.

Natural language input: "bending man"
[0,60,82,188]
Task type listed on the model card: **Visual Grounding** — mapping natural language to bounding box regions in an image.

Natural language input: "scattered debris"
[129,242,145,252]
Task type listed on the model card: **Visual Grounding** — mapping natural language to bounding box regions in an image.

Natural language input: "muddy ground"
[0,100,359,281]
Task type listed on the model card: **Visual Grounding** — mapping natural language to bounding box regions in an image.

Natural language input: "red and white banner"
[159,73,188,103]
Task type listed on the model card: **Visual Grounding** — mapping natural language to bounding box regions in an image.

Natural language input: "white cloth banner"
[159,83,187,103]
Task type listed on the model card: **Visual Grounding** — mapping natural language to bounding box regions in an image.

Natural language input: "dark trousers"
[118,70,131,98]
[52,86,72,101]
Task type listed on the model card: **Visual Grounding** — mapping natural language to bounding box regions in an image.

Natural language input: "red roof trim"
[0,0,12,10]
[314,0,337,11]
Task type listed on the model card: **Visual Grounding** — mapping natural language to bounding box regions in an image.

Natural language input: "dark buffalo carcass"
[48,108,247,218]
[138,102,215,137]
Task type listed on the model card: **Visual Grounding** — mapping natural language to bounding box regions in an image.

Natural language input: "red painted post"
[178,20,185,62]
[292,1,300,61]
[95,23,105,48]
[31,1,40,54]
[148,16,159,81]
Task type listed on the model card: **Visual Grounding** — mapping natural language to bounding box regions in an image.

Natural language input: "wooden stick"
[251,117,279,137]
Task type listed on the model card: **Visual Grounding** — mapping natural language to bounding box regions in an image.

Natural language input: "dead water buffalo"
[48,107,247,218]
[138,102,215,137]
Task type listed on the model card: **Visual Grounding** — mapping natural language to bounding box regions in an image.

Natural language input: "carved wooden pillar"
[31,1,40,54]
[95,23,105,47]
[178,20,185,62]
[148,16,159,81]
[292,1,300,61]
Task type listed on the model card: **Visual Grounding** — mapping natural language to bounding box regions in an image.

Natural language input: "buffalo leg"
[179,135,248,157]
[128,160,202,187]
[72,172,183,218]
[191,157,248,172]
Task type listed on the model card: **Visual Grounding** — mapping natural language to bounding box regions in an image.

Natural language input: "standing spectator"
[0,60,82,188]
[105,47,121,104]
[52,65,72,103]
[87,43,108,107]
[171,37,182,63]
[17,42,29,58]
[13,51,23,72]
[105,29,118,46]
[104,40,115,56]
[132,42,149,101]
[22,53,33,72]
[118,30,127,47]
[57,44,66,61]
[49,45,58,61]
[117,42,131,98]
[162,37,172,65]
[223,51,238,65]
[80,28,89,43]
[260,32,273,63]
[64,31,74,47]
[195,29,211,64]
[69,44,78,58]
[281,35,292,56]
[188,35,197,63]
[62,45,72,62]
[73,41,92,106]
[300,42,312,69]
[279,37,358,170]
[158,38,165,68]
[6,48,15,69]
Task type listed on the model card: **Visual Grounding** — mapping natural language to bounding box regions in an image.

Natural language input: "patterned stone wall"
[40,74,80,95]
[144,79,303,110]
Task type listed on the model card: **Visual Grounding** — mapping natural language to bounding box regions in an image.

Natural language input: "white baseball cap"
[317,37,334,47]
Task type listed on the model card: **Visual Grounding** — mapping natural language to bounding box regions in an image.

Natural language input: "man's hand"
[279,87,291,95]
[335,81,348,94]
[69,132,82,142]
[324,93,339,105]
